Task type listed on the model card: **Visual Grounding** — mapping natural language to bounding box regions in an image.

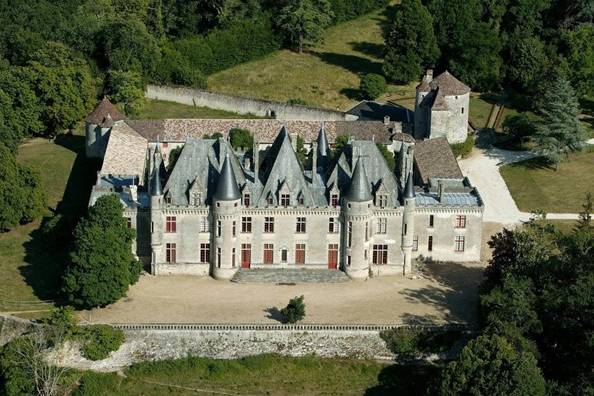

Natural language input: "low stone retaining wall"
[146,85,357,121]
[0,314,36,347]
[59,323,467,372]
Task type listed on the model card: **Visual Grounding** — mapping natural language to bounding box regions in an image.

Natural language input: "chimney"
[253,139,259,185]
[426,69,433,82]
[438,181,445,202]
[291,133,298,152]
[130,185,138,202]
[312,141,318,182]
[383,115,390,125]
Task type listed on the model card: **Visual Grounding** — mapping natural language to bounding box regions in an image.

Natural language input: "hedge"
[329,0,391,24]
[451,135,476,159]
[174,16,280,76]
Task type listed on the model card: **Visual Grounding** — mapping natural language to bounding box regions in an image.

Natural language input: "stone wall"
[0,315,36,347]
[146,85,358,121]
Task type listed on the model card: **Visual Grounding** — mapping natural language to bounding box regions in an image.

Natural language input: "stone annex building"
[86,70,483,280]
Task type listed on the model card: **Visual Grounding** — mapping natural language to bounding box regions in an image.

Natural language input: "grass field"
[134,99,263,119]
[73,354,437,396]
[500,147,594,213]
[0,134,91,314]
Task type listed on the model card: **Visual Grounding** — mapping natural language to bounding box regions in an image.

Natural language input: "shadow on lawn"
[350,41,385,59]
[398,261,485,326]
[314,51,384,76]
[20,134,99,304]
[365,364,441,395]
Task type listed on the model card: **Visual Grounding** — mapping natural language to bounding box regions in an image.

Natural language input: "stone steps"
[231,268,350,284]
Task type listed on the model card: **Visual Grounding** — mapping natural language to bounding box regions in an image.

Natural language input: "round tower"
[212,149,241,280]
[401,167,416,276]
[149,146,164,275]
[342,158,373,280]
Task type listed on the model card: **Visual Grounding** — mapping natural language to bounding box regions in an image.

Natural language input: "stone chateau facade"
[86,70,482,280]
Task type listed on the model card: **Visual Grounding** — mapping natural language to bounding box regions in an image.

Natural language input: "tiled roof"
[124,119,397,144]
[414,137,463,184]
[86,98,126,124]
[100,123,148,182]
[429,71,470,96]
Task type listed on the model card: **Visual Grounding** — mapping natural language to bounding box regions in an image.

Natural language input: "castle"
[86,70,482,280]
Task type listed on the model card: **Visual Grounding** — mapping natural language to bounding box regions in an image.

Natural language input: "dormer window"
[165,194,172,204]
[377,194,388,208]
[191,192,202,206]
[298,193,304,206]
[267,194,274,205]
[280,193,290,207]
[243,193,251,207]
[331,194,339,207]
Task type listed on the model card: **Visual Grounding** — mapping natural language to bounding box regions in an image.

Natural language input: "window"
[328,218,339,233]
[200,217,209,233]
[162,142,168,148]
[377,194,388,208]
[232,221,236,237]
[165,216,176,233]
[372,244,388,265]
[217,247,221,267]
[331,194,339,207]
[126,217,132,229]
[232,248,236,267]
[264,217,274,233]
[298,194,304,205]
[429,215,434,228]
[347,221,353,248]
[412,236,418,251]
[151,221,154,233]
[191,192,202,206]
[217,220,222,237]
[242,217,252,233]
[263,244,274,264]
[376,218,387,234]
[243,193,251,207]
[365,222,369,241]
[267,194,274,205]
[404,223,407,235]
[281,248,288,262]
[165,196,172,204]
[461,107,464,114]
[455,236,465,252]
[295,244,305,264]
[296,217,306,233]
[166,243,176,263]
[200,243,210,263]
[280,193,290,207]
[428,236,433,251]
[455,215,467,228]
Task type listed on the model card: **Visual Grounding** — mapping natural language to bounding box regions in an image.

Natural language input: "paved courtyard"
[85,261,485,325]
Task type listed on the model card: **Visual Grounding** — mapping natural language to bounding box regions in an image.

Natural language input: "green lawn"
[208,2,417,111]
[501,147,594,213]
[73,354,437,396]
[134,99,264,119]
[0,133,92,314]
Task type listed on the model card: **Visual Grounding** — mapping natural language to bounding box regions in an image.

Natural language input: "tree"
[504,34,547,92]
[383,0,439,83]
[27,42,96,135]
[0,142,45,230]
[562,24,594,97]
[533,76,588,165]
[167,145,183,172]
[502,113,537,144]
[360,73,386,100]
[278,0,333,54]
[436,334,546,396]
[62,194,142,308]
[229,128,254,151]
[376,143,395,171]
[105,70,146,116]
[280,295,306,323]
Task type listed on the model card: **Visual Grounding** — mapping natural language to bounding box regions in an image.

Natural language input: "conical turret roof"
[215,151,241,201]
[317,124,329,157]
[346,159,372,202]
[150,156,163,196]
[404,168,415,199]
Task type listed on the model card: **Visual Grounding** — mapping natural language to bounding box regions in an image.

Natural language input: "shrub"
[380,328,420,355]
[450,134,475,158]
[380,328,464,357]
[329,0,391,23]
[152,45,207,89]
[376,143,395,171]
[0,337,35,396]
[41,306,76,333]
[281,295,306,324]
[502,113,537,143]
[229,128,254,151]
[174,16,280,75]
[360,73,387,100]
[79,325,125,361]
[287,98,308,106]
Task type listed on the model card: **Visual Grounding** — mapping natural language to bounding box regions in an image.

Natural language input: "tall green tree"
[27,42,96,135]
[562,24,594,97]
[382,0,439,83]
[504,33,547,92]
[0,142,45,230]
[278,0,333,54]
[533,76,587,165]
[62,194,142,308]
[105,70,146,116]
[436,334,546,396]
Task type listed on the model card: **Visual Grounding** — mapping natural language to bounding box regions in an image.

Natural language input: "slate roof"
[417,71,471,96]
[414,137,463,185]
[124,119,396,144]
[346,100,414,123]
[345,160,372,202]
[215,152,241,201]
[86,97,126,125]
[416,192,480,207]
